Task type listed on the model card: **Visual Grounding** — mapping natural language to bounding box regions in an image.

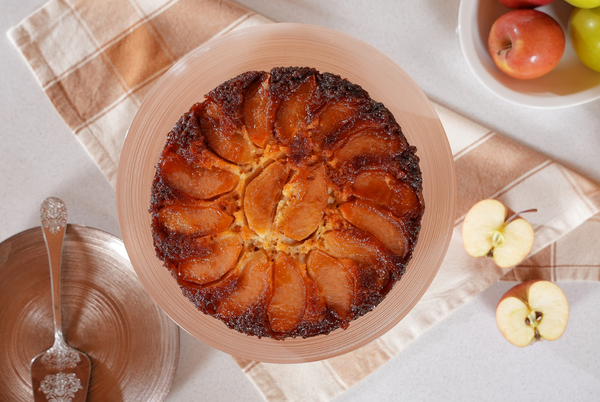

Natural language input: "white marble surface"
[1,0,599,401]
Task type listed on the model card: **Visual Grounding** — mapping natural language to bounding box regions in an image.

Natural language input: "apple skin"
[564,0,600,8]
[497,0,555,9]
[569,6,600,72]
[488,10,566,79]
[496,280,569,347]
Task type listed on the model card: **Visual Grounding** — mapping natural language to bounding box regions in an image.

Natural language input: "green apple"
[564,0,600,8]
[569,6,600,72]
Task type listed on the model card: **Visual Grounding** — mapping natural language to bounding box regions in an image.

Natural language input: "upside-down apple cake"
[150,67,424,339]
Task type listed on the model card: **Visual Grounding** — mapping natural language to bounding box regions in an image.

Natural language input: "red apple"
[488,10,566,79]
[498,0,555,9]
[462,199,536,268]
[496,280,569,347]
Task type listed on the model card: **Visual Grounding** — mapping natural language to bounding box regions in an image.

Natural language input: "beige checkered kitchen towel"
[8,1,600,401]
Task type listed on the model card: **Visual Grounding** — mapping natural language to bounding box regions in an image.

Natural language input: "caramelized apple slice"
[189,146,239,171]
[243,75,274,148]
[268,253,306,333]
[244,160,290,236]
[178,235,242,285]
[161,155,239,199]
[296,261,327,336]
[178,260,245,315]
[318,113,383,154]
[306,250,356,321]
[200,100,255,164]
[274,75,317,146]
[158,205,233,236]
[339,200,409,258]
[349,171,422,218]
[311,99,367,151]
[322,228,391,290]
[279,164,328,241]
[331,129,404,167]
[217,251,272,320]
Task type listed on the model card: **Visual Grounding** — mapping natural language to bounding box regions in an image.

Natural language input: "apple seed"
[525,310,544,342]
[524,310,543,327]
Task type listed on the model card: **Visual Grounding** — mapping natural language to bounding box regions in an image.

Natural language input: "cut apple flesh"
[496,295,534,347]
[267,253,306,333]
[331,129,404,167]
[158,204,233,236]
[339,200,409,258]
[161,155,239,199]
[178,235,242,285]
[244,160,290,236]
[491,218,535,268]
[496,280,569,347]
[243,75,273,148]
[527,280,569,341]
[217,251,272,318]
[462,199,508,258]
[306,250,355,320]
[462,199,535,268]
[274,76,317,146]
[280,164,329,241]
[349,170,421,218]
[200,100,255,164]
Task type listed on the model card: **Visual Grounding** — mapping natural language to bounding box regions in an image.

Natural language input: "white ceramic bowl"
[458,0,600,108]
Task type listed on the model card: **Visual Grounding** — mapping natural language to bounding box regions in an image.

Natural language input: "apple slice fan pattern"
[8,0,600,401]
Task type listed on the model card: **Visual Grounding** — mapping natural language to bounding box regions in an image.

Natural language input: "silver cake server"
[30,197,91,402]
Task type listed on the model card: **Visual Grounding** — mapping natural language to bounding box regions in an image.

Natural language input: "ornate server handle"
[40,197,68,338]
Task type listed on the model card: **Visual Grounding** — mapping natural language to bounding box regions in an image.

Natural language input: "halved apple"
[462,199,535,268]
[496,280,569,347]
